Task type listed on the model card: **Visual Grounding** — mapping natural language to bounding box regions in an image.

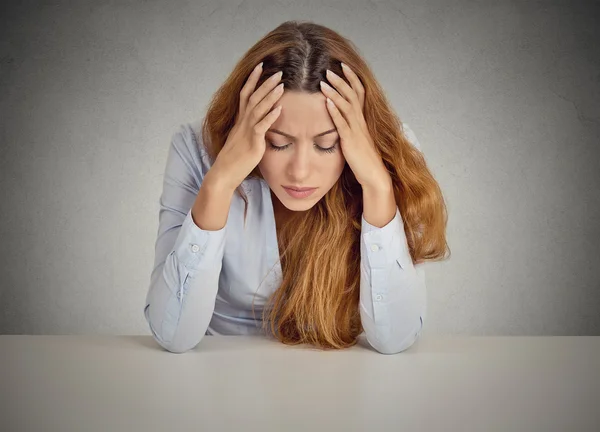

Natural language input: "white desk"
[1,334,598,431]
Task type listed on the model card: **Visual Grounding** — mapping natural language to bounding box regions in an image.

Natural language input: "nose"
[287,142,312,179]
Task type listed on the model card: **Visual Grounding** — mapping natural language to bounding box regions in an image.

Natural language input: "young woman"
[144,20,450,354]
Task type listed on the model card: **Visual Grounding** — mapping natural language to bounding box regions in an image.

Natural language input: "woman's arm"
[144,125,231,353]
[359,201,426,354]
[358,123,427,354]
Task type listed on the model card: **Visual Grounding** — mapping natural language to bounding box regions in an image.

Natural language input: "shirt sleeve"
[358,123,427,354]
[144,124,227,353]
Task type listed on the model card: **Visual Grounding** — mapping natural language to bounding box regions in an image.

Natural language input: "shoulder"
[172,120,208,158]
[401,122,422,152]
[168,121,213,182]
[188,119,207,156]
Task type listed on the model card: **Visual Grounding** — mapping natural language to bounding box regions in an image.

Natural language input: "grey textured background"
[1,0,599,336]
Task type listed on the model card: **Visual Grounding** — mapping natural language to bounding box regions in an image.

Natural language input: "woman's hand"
[319,63,391,190]
[211,63,285,193]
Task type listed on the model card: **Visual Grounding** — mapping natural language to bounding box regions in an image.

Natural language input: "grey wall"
[1,0,598,336]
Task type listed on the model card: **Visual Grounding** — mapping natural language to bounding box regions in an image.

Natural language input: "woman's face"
[258,90,346,213]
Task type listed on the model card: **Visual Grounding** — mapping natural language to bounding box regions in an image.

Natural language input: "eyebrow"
[267,128,338,140]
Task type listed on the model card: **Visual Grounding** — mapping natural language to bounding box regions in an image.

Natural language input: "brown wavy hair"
[199,20,450,350]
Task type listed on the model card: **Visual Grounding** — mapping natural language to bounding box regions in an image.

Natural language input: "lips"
[283,186,317,199]
[284,186,316,192]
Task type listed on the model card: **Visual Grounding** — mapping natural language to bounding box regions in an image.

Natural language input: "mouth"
[283,186,317,192]
[283,186,318,198]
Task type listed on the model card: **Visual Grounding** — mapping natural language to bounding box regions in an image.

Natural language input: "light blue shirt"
[144,120,427,354]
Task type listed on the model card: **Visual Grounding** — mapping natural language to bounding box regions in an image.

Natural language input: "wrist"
[360,174,393,195]
[204,167,236,196]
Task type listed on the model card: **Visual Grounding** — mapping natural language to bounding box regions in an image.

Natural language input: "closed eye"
[267,140,338,154]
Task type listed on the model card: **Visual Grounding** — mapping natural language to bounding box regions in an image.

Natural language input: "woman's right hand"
[210,64,284,193]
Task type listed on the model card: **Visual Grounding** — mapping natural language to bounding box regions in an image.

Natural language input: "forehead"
[269,90,335,136]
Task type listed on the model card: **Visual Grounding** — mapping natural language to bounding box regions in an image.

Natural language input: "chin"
[284,202,315,212]
[278,190,320,211]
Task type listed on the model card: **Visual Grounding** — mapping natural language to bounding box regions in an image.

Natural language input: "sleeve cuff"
[172,208,227,270]
[361,206,403,234]
[361,207,413,270]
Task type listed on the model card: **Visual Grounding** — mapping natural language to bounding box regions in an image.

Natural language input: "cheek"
[327,154,346,175]
[258,156,280,178]
[316,158,345,184]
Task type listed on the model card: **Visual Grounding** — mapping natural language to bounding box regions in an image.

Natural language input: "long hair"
[200,20,450,350]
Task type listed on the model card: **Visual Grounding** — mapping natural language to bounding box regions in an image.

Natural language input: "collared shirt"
[144,120,427,354]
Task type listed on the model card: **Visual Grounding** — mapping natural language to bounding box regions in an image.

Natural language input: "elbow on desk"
[372,332,421,355]
[144,304,203,354]
[155,337,200,354]
[367,316,424,355]
[149,324,203,354]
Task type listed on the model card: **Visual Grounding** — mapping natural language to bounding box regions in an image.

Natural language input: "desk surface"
[1,334,599,432]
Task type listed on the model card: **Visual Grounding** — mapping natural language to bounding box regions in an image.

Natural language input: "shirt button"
[177,290,183,299]
[375,294,383,301]
[371,244,379,252]
[191,244,200,253]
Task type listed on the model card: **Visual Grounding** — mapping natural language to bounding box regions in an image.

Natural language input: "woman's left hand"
[320,64,391,190]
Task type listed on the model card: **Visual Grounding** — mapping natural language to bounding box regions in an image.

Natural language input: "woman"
[144,20,450,354]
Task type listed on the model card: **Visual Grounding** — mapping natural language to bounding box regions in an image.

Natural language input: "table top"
[2,334,599,432]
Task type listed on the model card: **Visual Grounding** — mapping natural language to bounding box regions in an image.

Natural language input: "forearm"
[359,175,426,354]
[361,176,396,228]
[358,209,425,354]
[191,168,235,231]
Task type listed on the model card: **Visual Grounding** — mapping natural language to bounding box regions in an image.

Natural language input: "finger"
[325,69,361,115]
[254,104,282,135]
[251,82,284,127]
[341,63,365,110]
[239,62,264,117]
[321,81,355,129]
[325,98,350,139]
[246,71,283,121]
